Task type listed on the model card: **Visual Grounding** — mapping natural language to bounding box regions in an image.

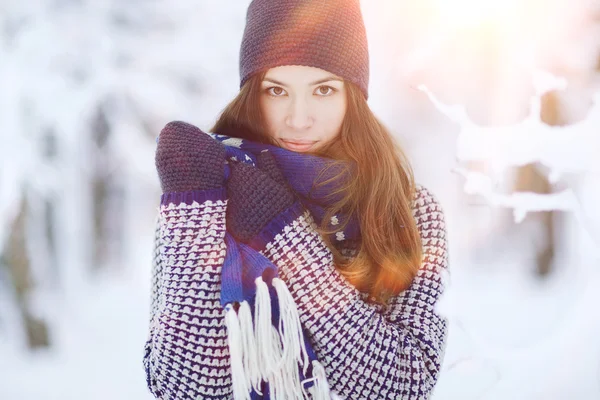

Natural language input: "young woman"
[144,0,449,399]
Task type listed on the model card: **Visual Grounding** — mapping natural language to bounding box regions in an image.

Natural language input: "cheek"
[318,101,346,136]
[260,100,277,136]
[260,100,282,136]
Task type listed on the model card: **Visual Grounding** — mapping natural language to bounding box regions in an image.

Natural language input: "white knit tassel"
[254,277,280,380]
[255,276,328,399]
[280,353,304,400]
[255,277,311,399]
[272,277,310,399]
[224,303,251,400]
[267,322,305,400]
[238,300,262,394]
[266,325,285,399]
[304,360,333,400]
[272,277,310,376]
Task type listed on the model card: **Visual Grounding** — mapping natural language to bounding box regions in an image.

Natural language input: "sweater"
[143,183,449,399]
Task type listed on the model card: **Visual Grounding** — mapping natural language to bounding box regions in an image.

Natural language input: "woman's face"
[260,65,347,153]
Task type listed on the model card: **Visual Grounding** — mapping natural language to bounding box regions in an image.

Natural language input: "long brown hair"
[211,71,422,305]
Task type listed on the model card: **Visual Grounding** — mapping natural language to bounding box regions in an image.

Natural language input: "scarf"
[208,132,361,399]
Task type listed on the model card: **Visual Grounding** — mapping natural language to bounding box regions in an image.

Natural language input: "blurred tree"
[2,193,49,349]
[90,101,125,271]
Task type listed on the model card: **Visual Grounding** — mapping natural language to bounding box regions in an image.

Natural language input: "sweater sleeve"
[258,185,449,399]
[143,213,164,396]
[142,189,234,400]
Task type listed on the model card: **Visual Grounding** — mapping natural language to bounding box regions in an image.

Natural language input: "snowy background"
[1,0,599,399]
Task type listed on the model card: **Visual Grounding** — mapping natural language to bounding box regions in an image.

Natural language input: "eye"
[266,86,287,97]
[315,86,336,96]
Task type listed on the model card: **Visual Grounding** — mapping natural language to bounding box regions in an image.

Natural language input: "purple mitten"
[155,120,226,193]
[226,158,295,243]
[255,150,289,188]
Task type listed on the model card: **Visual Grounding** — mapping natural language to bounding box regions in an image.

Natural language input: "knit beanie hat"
[239,0,370,99]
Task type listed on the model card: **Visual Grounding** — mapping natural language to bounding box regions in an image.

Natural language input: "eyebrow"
[262,76,343,86]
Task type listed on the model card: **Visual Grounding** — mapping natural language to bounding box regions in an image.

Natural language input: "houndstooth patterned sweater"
[143,184,449,399]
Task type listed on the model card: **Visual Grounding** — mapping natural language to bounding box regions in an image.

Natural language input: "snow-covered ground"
[0,272,153,400]
[1,1,599,399]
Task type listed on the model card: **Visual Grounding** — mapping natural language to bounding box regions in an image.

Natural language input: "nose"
[285,97,313,130]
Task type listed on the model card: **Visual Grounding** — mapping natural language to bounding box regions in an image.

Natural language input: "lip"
[280,139,318,152]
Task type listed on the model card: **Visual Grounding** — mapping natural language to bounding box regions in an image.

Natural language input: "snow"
[1,273,152,400]
[1,1,599,399]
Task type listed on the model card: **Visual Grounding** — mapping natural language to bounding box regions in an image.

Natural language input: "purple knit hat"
[239,0,370,99]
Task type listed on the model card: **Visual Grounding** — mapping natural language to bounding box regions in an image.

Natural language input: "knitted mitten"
[226,154,296,243]
[155,120,226,193]
[144,121,234,399]
[255,150,289,188]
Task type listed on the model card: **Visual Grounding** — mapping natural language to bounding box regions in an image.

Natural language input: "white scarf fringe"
[224,303,251,400]
[224,276,335,399]
[304,360,333,400]
[238,300,262,394]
